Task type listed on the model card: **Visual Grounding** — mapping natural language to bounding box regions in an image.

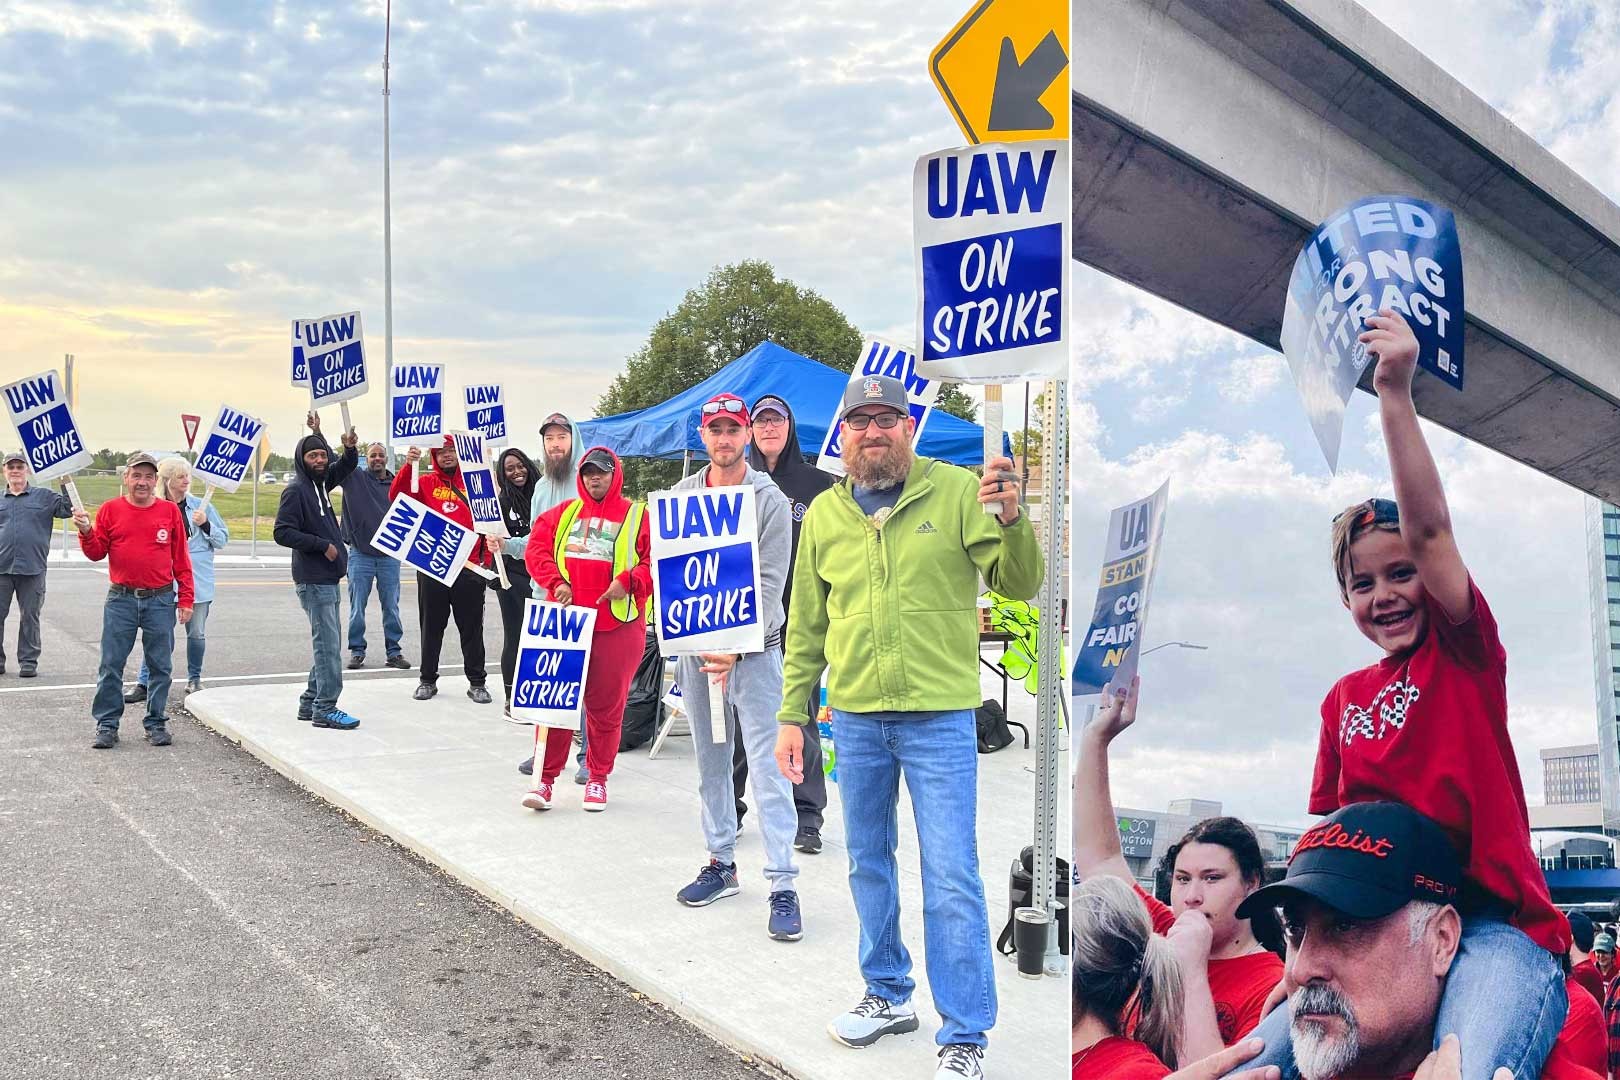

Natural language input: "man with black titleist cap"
[1231,802,1594,1080]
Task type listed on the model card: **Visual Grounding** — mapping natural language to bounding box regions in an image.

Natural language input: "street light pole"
[1140,640,1210,658]
[382,0,395,462]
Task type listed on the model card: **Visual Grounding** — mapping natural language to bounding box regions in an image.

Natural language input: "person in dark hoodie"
[395,436,495,704]
[274,419,361,730]
[488,446,539,714]
[733,393,832,853]
[519,446,651,813]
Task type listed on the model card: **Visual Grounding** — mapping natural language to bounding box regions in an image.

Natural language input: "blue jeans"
[347,550,403,658]
[138,599,210,684]
[92,587,176,731]
[1237,914,1565,1080]
[296,583,343,717]
[832,709,996,1048]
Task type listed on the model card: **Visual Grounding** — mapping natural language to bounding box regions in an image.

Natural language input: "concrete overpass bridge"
[1070,0,1620,501]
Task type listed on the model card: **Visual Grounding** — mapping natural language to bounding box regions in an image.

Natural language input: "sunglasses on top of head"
[701,399,746,416]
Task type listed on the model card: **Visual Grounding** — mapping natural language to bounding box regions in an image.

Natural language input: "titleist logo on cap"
[1291,822,1395,862]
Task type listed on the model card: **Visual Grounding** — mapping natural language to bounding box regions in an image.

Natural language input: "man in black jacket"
[339,438,411,671]
[735,394,832,853]
[274,425,361,729]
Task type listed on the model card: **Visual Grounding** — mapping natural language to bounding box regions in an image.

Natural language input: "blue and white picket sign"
[290,322,309,388]
[650,486,764,656]
[295,310,368,408]
[388,364,445,447]
[913,140,1069,382]
[2,369,92,482]
[510,599,597,728]
[369,494,480,587]
[817,338,941,478]
[1280,195,1465,472]
[192,404,266,494]
[1072,480,1170,699]
[463,384,507,445]
[453,429,509,588]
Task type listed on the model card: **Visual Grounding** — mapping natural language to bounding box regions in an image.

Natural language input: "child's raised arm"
[1362,308,1473,624]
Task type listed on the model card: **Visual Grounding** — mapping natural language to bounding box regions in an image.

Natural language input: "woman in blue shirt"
[126,457,230,700]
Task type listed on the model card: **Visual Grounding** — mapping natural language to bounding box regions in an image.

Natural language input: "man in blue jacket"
[0,450,73,677]
[274,426,361,730]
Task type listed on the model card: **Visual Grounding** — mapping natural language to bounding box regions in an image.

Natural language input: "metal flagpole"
[1032,377,1068,975]
[383,0,396,463]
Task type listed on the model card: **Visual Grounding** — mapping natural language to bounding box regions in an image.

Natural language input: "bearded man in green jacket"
[773,373,1042,1080]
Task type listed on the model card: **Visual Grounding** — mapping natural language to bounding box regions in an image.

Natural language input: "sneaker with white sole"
[676,860,739,907]
[934,1044,984,1080]
[520,783,554,811]
[582,779,608,812]
[827,995,919,1048]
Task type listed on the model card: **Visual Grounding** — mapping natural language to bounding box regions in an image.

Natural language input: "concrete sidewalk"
[187,672,1068,1080]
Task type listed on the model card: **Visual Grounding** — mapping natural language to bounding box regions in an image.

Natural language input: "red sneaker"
[583,779,608,812]
[521,783,554,811]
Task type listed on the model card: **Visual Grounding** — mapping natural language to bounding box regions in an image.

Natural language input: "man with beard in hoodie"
[489,446,538,715]
[517,413,587,776]
[670,393,802,944]
[731,393,832,853]
[519,446,651,812]
[274,421,361,730]
[395,436,494,704]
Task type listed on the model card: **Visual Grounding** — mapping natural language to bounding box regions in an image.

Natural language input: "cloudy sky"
[1073,0,1620,825]
[0,0,1010,456]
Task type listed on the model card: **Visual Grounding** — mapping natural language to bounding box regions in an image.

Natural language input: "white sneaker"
[520,783,554,811]
[934,1044,984,1080]
[827,994,919,1048]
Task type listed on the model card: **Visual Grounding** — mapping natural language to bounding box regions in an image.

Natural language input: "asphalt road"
[0,563,769,1080]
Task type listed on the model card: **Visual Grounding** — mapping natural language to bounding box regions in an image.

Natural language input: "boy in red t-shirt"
[1234,309,1569,1080]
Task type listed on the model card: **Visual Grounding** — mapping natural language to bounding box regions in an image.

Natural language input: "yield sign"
[181,413,202,450]
[930,0,1069,145]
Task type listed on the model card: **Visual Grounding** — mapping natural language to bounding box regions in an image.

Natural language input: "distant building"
[1588,499,1620,835]
[1530,744,1604,833]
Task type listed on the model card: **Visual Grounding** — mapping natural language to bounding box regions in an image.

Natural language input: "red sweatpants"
[535,615,644,784]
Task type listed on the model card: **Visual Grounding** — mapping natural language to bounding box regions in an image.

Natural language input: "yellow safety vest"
[552,500,646,623]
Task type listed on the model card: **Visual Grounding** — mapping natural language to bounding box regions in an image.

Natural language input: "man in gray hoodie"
[670,392,801,943]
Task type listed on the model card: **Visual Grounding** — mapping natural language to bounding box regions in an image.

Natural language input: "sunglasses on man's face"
[844,412,902,431]
[701,399,745,416]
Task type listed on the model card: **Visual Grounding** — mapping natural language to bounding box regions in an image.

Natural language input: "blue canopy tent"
[576,341,1005,464]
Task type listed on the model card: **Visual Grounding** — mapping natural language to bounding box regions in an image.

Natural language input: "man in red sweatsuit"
[520,447,650,813]
[395,436,494,703]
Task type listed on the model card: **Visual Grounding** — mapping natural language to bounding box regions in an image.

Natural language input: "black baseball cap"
[540,413,572,435]
[3,450,25,466]
[839,374,907,420]
[579,448,615,474]
[1236,802,1462,922]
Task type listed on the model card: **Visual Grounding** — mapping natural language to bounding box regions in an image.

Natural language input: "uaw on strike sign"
[295,311,368,408]
[650,487,763,656]
[3,370,92,480]
[510,600,596,728]
[914,141,1069,382]
[192,405,266,493]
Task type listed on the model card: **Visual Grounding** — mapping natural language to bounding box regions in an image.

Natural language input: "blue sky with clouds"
[1072,0,1620,825]
[1,0,1008,453]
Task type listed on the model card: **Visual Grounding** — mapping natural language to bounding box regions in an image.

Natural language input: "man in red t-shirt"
[74,452,194,748]
[1568,914,1606,1010]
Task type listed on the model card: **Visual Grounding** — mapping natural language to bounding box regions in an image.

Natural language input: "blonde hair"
[1330,500,1401,597]
[1072,876,1184,1069]
[157,456,191,500]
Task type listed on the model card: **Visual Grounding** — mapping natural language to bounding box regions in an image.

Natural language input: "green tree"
[932,384,978,422]
[597,261,865,495]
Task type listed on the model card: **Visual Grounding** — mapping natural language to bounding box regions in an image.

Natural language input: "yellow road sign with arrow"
[930,0,1069,144]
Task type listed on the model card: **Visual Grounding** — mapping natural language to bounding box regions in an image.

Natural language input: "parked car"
[261,472,279,485]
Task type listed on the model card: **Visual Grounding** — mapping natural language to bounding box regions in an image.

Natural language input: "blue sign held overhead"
[295,311,368,407]
[1280,196,1465,471]
[1073,481,1169,699]
[913,141,1069,382]
[464,384,507,445]
[389,364,444,446]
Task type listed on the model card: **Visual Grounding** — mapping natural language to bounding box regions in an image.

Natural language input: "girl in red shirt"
[1239,311,1568,1080]
[1073,875,1181,1079]
[1074,679,1285,1064]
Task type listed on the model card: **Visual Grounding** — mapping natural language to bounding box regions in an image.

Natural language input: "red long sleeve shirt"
[78,497,195,606]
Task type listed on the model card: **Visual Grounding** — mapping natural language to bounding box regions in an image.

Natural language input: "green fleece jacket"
[779,456,1043,721]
